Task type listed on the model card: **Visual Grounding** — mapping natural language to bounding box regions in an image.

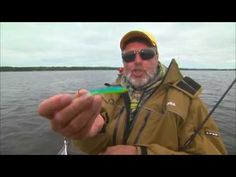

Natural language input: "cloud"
[1,22,235,68]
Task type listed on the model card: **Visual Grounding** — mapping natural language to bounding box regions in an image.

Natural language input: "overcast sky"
[1,22,235,69]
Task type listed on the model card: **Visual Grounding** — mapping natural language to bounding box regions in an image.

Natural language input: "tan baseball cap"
[120,30,158,50]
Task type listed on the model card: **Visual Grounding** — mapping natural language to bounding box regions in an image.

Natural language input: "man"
[38,30,227,155]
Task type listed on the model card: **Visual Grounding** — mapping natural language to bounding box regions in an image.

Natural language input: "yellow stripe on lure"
[89,86,128,95]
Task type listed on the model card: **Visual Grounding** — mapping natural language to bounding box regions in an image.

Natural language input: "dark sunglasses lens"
[122,51,135,62]
[140,49,155,60]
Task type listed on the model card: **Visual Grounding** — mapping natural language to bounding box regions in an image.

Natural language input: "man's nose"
[134,53,143,64]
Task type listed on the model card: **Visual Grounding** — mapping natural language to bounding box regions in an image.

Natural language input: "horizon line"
[1,66,235,70]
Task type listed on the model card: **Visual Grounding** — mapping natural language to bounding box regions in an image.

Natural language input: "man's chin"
[129,78,149,88]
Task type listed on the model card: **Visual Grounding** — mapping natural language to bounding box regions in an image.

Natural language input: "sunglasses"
[122,48,156,63]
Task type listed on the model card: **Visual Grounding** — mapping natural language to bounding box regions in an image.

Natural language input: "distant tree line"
[0,66,120,72]
[0,66,235,72]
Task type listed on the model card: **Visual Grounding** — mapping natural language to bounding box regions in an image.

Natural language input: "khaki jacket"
[74,59,227,155]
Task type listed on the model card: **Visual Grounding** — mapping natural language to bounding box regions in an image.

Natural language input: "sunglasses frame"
[122,47,157,63]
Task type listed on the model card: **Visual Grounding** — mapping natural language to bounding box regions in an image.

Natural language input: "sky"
[1,22,235,69]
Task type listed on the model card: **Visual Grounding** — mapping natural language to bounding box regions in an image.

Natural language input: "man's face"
[122,42,159,88]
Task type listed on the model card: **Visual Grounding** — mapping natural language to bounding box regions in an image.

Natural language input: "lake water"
[0,70,235,154]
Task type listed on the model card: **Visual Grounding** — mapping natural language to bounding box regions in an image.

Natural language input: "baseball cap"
[120,30,158,50]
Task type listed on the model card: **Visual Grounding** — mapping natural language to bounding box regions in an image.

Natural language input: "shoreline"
[1,66,235,72]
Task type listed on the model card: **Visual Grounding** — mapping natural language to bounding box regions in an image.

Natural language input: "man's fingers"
[61,95,102,139]
[51,93,94,130]
[38,94,73,119]
[72,95,102,138]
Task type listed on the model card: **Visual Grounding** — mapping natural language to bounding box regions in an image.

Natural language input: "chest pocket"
[166,87,191,121]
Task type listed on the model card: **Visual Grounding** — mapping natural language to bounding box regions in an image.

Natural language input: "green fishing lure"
[89,86,128,95]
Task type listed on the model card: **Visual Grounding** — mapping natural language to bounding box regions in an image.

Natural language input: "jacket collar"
[161,59,183,86]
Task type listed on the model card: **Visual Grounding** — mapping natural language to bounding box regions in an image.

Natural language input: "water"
[0,70,235,154]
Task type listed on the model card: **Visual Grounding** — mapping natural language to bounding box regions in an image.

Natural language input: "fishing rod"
[58,137,69,155]
[180,78,236,151]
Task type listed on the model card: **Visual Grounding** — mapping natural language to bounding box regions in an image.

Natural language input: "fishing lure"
[89,86,128,95]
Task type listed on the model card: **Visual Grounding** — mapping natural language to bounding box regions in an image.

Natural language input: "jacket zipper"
[122,92,145,144]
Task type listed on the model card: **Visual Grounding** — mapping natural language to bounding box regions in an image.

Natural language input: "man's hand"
[37,89,104,140]
[100,145,137,155]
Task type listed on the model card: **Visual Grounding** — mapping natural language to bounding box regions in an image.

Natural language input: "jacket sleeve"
[178,97,227,154]
[135,98,227,155]
[72,132,110,155]
[135,144,188,155]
